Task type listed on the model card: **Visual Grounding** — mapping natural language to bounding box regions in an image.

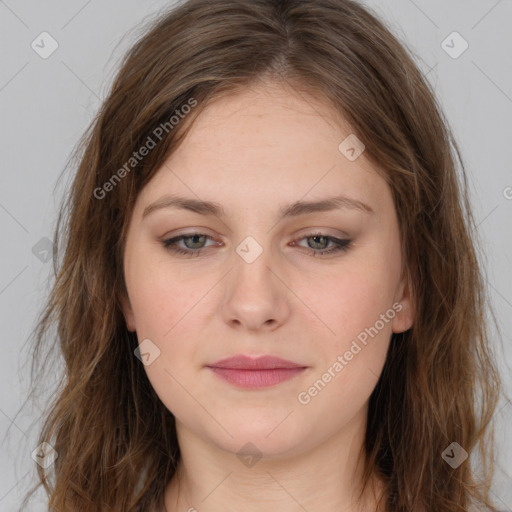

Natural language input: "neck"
[163,407,387,512]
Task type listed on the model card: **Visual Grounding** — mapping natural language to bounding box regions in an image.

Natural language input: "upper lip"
[207,355,307,370]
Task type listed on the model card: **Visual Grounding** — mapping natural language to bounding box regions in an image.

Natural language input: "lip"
[206,355,308,389]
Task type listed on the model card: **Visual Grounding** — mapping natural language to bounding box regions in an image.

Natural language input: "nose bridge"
[221,233,290,331]
[231,234,276,298]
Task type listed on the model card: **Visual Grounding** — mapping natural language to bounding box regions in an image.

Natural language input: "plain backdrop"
[0,0,511,510]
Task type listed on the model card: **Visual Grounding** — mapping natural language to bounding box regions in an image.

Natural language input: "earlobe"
[120,292,137,332]
[392,270,415,334]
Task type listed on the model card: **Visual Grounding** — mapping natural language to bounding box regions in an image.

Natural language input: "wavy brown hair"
[20,0,504,510]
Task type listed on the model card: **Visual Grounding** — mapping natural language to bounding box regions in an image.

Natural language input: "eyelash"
[161,231,352,258]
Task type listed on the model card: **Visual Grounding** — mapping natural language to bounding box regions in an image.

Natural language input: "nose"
[221,243,291,333]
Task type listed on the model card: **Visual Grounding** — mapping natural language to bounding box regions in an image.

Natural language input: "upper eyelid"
[162,232,352,260]
[165,231,349,246]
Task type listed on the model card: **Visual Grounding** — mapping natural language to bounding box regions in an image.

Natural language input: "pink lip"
[206,355,308,389]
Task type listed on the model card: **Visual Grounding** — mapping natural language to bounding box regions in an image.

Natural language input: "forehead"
[182,81,349,157]
[136,81,391,215]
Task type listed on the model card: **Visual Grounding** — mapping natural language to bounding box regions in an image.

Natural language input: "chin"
[207,418,311,459]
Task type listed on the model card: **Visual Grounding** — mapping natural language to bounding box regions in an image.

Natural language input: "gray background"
[0,0,511,510]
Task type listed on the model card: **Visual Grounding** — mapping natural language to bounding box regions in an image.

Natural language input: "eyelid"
[161,229,352,258]
[161,231,221,248]
[292,226,351,240]
[160,228,349,245]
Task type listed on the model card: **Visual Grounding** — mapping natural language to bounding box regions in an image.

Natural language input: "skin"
[121,80,415,512]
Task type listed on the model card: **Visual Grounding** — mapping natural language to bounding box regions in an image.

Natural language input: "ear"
[120,290,137,332]
[391,266,415,334]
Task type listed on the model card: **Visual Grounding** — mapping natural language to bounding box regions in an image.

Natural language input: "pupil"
[311,235,327,249]
[187,234,204,248]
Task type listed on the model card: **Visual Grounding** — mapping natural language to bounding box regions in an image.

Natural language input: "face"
[121,81,414,459]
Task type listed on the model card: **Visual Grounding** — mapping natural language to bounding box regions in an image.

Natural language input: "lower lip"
[207,367,306,389]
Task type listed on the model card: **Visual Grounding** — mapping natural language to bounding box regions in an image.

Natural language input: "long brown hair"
[21,0,504,510]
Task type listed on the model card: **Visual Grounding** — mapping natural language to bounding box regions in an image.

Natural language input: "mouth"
[205,355,308,389]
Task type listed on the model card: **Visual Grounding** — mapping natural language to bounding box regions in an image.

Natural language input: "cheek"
[296,238,399,402]
[125,251,208,399]
[128,265,207,422]
[306,251,400,345]
[126,245,209,339]
[295,262,396,424]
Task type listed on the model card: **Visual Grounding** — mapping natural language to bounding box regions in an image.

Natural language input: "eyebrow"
[142,193,374,220]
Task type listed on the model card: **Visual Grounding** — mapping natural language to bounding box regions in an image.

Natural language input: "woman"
[22,0,504,510]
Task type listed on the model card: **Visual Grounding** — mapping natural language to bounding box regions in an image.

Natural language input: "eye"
[161,231,352,257]
[162,232,218,257]
[291,232,352,256]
